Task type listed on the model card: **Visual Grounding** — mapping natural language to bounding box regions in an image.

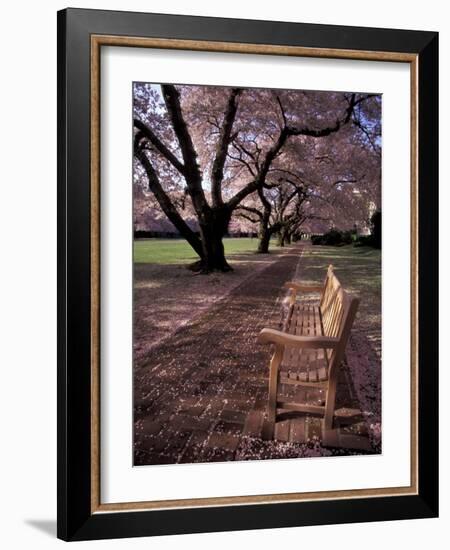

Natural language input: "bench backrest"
[320,265,360,374]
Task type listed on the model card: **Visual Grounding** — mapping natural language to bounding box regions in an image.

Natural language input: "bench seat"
[258,265,359,440]
[281,304,329,386]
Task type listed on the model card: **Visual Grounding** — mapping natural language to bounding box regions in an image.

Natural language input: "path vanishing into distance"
[134,243,376,466]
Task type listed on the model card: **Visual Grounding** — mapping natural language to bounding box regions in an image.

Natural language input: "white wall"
[0,1,446,548]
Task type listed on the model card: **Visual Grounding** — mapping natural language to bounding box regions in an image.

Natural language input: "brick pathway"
[134,243,374,465]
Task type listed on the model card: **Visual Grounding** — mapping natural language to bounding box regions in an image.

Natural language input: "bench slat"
[279,271,349,388]
[280,304,329,385]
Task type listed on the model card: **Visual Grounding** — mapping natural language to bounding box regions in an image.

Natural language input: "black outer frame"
[57,8,438,542]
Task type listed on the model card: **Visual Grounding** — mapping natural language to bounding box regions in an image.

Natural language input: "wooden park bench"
[258,265,359,440]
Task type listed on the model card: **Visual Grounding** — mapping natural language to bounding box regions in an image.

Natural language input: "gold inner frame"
[90,35,419,514]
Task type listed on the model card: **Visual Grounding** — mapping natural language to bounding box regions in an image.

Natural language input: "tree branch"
[134,145,203,258]
[227,126,290,211]
[228,144,257,176]
[134,119,185,175]
[276,95,287,127]
[226,93,369,214]
[282,93,376,141]
[161,85,209,214]
[235,205,263,219]
[236,212,260,224]
[353,93,378,107]
[352,115,380,153]
[211,88,242,206]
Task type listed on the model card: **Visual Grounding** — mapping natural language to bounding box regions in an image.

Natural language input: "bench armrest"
[284,282,323,293]
[258,328,339,349]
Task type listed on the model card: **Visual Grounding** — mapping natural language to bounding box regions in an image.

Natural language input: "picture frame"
[57,7,438,541]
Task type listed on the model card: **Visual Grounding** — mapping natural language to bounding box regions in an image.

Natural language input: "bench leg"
[324,378,337,433]
[265,344,283,440]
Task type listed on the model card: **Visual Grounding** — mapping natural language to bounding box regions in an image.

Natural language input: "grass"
[303,244,381,292]
[299,244,381,350]
[134,237,262,264]
[304,245,381,289]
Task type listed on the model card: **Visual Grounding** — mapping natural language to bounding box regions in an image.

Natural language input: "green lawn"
[134,237,262,264]
[300,245,381,292]
[299,244,381,353]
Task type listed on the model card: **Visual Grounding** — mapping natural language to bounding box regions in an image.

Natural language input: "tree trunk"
[258,226,271,253]
[257,211,271,253]
[188,208,232,273]
[277,231,285,247]
[277,226,291,247]
[200,228,231,272]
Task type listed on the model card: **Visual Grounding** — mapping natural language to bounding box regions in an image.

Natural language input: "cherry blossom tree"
[133,83,380,271]
[233,100,381,251]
